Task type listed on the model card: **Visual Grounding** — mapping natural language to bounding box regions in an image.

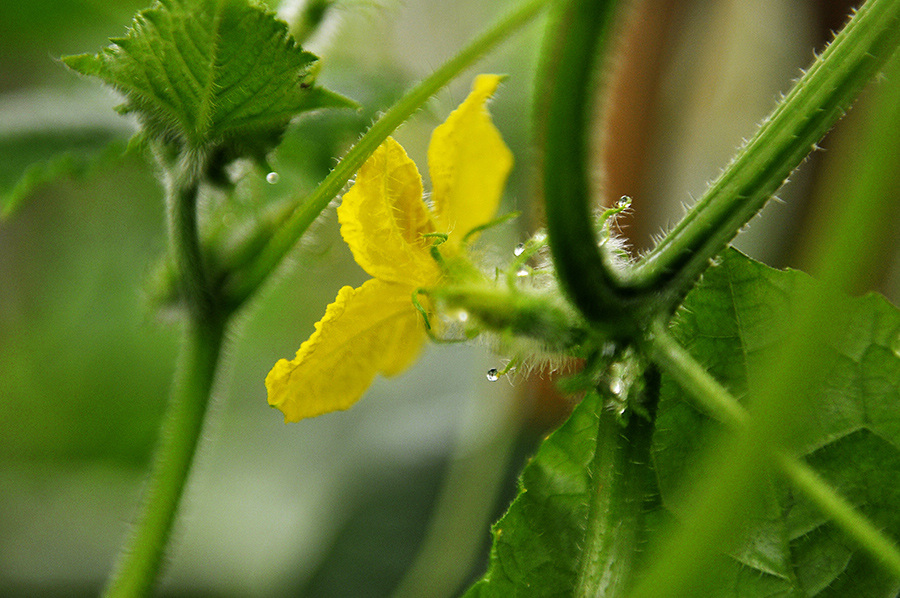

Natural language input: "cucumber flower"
[266,74,513,422]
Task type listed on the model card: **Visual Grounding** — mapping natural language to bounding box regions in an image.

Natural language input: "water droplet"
[516,268,530,278]
[610,379,625,396]
[618,195,632,208]
[266,171,280,184]
[486,368,499,382]
[457,310,469,323]
[514,243,525,256]
[892,333,900,359]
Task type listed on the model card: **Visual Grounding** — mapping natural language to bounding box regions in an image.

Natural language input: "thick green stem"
[225,0,550,306]
[540,0,638,329]
[541,0,900,323]
[626,0,900,307]
[575,373,658,597]
[167,153,217,321]
[104,151,227,597]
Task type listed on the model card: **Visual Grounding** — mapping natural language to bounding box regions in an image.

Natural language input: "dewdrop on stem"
[610,378,625,396]
[486,368,500,382]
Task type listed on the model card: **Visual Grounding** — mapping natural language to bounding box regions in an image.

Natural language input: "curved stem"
[225,0,551,306]
[540,0,637,329]
[541,0,900,330]
[104,151,227,597]
[626,0,900,307]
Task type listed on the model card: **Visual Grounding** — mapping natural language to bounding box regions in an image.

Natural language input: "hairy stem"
[167,153,216,321]
[225,0,551,306]
[627,0,900,308]
[433,282,590,351]
[574,373,658,597]
[104,317,226,598]
[104,152,227,597]
[540,0,639,329]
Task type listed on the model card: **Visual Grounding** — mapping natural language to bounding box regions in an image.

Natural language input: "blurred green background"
[1,0,897,596]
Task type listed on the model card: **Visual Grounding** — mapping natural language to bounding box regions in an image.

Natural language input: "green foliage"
[0,128,128,219]
[466,370,657,597]
[465,390,608,597]
[5,0,900,594]
[466,248,900,597]
[62,0,354,171]
[0,152,176,466]
[653,249,900,596]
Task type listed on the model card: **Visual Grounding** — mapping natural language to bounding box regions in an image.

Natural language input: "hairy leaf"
[653,248,900,597]
[62,0,353,167]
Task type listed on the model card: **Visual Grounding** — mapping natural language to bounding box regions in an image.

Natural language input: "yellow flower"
[266,74,514,422]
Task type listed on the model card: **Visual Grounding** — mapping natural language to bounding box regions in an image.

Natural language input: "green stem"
[224,0,551,306]
[104,317,226,598]
[104,151,227,597]
[644,327,900,585]
[774,453,900,577]
[540,0,637,329]
[575,373,658,597]
[646,326,748,430]
[167,153,217,321]
[626,0,900,307]
[433,282,590,351]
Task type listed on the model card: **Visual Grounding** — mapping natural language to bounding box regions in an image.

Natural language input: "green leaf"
[653,248,900,597]
[466,391,603,596]
[1,128,129,220]
[62,0,354,166]
[466,368,658,597]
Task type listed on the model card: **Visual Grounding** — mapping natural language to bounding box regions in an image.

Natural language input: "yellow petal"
[338,137,439,285]
[266,278,426,422]
[428,74,514,247]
